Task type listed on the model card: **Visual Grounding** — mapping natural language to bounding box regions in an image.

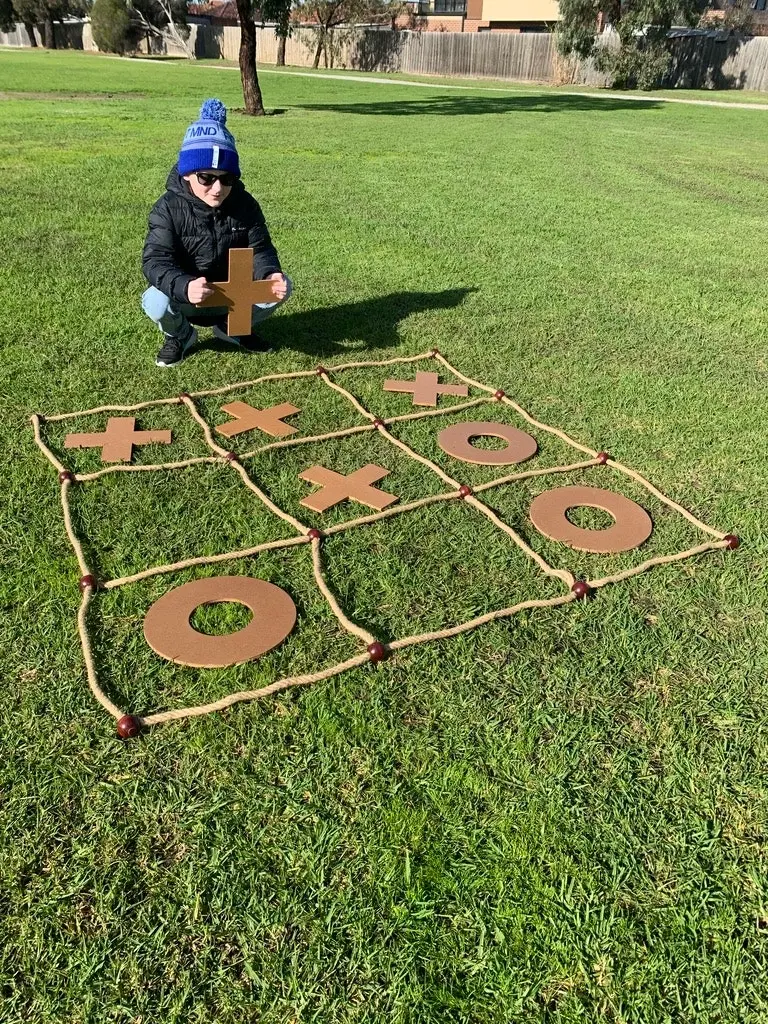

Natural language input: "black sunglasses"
[195,172,237,187]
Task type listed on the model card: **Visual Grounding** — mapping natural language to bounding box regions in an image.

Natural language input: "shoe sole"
[155,328,197,367]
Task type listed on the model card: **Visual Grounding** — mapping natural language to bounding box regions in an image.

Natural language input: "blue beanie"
[178,99,240,177]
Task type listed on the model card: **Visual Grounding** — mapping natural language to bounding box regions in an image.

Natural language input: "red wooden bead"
[372,418,386,428]
[316,366,328,376]
[307,528,322,541]
[430,348,440,357]
[79,575,97,592]
[571,580,591,598]
[494,389,505,400]
[724,534,740,550]
[459,484,473,498]
[178,392,191,403]
[596,451,610,465]
[224,451,239,463]
[59,471,75,484]
[367,641,386,662]
[116,715,142,739]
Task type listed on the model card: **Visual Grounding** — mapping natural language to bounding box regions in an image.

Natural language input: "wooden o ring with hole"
[143,576,296,668]
[529,485,653,553]
[438,421,538,466]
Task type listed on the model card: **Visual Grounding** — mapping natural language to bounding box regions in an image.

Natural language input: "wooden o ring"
[144,576,296,668]
[438,421,538,466]
[529,485,653,553]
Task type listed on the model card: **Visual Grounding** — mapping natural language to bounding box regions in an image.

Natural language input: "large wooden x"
[64,417,172,463]
[299,464,399,513]
[383,371,468,407]
[197,248,277,336]
[216,401,300,439]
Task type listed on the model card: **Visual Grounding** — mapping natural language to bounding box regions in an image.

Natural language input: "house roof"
[187,1,241,22]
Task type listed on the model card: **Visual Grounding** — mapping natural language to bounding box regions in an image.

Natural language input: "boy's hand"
[267,272,288,300]
[187,277,214,304]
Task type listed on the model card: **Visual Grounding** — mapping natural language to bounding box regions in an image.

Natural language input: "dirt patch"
[0,91,146,101]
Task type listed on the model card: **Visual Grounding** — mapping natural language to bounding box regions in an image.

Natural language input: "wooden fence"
[2,21,768,92]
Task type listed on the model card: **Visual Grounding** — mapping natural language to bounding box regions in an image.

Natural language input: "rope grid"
[31,350,734,732]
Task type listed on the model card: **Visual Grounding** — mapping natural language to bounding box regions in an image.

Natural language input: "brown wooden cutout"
[299,464,399,513]
[64,417,172,463]
[438,421,538,466]
[529,485,653,554]
[196,248,277,336]
[216,401,301,439]
[383,371,469,407]
[143,575,296,668]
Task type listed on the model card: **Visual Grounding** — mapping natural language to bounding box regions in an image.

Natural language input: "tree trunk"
[236,0,265,115]
[312,28,323,68]
[277,34,286,65]
[43,17,56,48]
[276,10,288,66]
[24,21,37,45]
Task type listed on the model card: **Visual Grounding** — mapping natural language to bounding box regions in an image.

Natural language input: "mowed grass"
[2,48,768,1022]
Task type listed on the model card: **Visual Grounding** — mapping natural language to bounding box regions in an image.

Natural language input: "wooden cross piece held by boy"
[197,248,277,336]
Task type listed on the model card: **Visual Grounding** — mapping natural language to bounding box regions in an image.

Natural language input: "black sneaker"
[155,328,197,368]
[211,322,273,353]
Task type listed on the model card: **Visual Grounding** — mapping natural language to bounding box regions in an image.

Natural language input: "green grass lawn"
[2,48,768,1023]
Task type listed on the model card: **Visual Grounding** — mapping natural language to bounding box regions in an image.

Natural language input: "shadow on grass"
[189,286,476,359]
[290,92,664,116]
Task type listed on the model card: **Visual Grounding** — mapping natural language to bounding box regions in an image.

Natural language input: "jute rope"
[434,352,597,458]
[43,396,181,422]
[607,459,727,540]
[103,534,310,590]
[30,414,66,473]
[385,397,488,424]
[78,587,124,719]
[77,456,219,482]
[320,373,377,422]
[388,592,578,651]
[32,350,733,731]
[587,539,730,588]
[60,479,91,578]
[464,494,576,587]
[310,539,377,645]
[240,423,374,460]
[140,652,373,726]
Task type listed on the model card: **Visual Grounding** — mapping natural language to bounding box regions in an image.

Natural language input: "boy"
[141,98,291,367]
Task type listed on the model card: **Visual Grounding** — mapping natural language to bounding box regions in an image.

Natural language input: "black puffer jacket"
[142,166,282,304]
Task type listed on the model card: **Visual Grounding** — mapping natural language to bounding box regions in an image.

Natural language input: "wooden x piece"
[299,464,399,513]
[64,417,172,463]
[197,248,277,336]
[382,371,468,407]
[216,401,301,439]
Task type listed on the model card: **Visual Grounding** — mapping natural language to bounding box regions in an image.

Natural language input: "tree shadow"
[291,92,663,117]
[188,287,476,359]
[666,30,749,90]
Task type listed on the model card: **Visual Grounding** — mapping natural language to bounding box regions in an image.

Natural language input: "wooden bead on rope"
[59,471,75,484]
[316,366,328,377]
[178,393,192,403]
[367,641,386,662]
[571,580,591,598]
[307,528,322,541]
[372,418,387,429]
[493,389,505,401]
[117,715,142,739]
[596,451,610,465]
[79,575,97,592]
[224,451,239,463]
[458,484,473,498]
[430,348,440,357]
[724,534,740,550]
